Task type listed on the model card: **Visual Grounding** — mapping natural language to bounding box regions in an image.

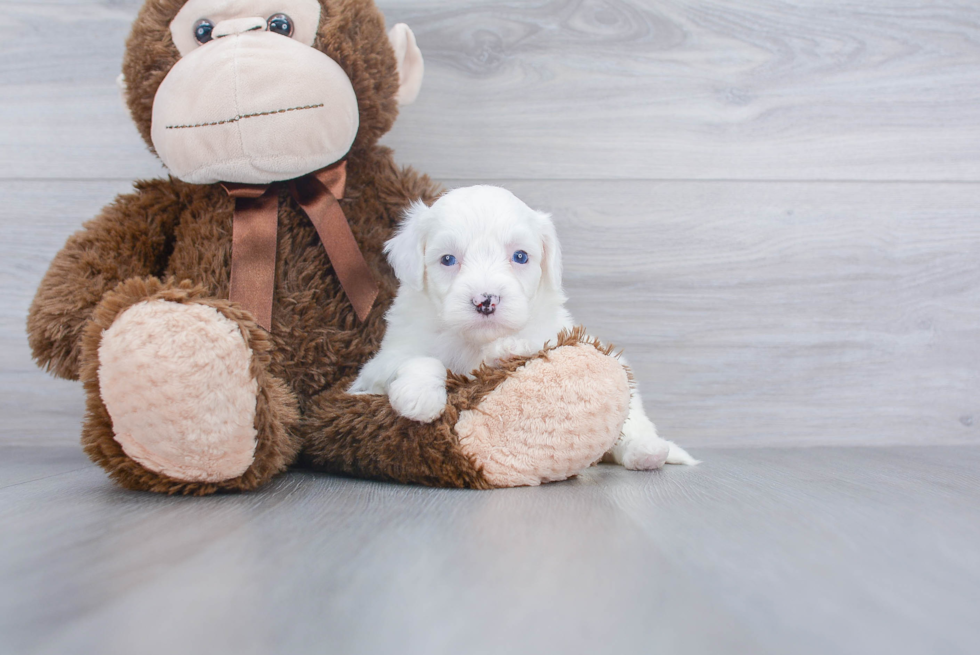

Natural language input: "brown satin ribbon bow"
[221,160,379,331]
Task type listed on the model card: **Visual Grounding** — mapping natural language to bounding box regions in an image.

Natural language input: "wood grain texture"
[2,1,980,180]
[0,2,166,180]
[380,0,980,181]
[2,445,978,655]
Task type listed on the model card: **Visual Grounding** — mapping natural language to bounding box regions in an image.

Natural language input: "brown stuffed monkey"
[26,0,632,495]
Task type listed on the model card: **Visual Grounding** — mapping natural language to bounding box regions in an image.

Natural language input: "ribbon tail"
[291,177,379,322]
[229,190,279,331]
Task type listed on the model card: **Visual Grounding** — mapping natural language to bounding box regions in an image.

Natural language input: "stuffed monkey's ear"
[536,211,564,291]
[388,23,424,105]
[385,201,428,290]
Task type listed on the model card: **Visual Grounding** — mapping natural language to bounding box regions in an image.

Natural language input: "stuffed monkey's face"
[147,0,422,185]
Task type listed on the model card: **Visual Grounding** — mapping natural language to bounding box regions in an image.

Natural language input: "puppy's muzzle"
[473,294,499,316]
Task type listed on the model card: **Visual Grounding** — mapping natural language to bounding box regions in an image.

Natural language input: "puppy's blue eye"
[440,254,457,266]
[512,250,529,264]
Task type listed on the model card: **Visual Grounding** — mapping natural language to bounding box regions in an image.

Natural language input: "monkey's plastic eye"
[268,14,294,37]
[440,255,457,267]
[194,19,214,44]
[512,250,529,264]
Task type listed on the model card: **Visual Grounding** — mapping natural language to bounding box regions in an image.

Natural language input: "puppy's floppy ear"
[385,201,428,290]
[535,211,563,290]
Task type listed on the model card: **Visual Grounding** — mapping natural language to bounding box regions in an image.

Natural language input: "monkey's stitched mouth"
[165,103,325,130]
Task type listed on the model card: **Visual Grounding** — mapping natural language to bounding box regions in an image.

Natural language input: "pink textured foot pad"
[98,300,259,483]
[455,343,631,487]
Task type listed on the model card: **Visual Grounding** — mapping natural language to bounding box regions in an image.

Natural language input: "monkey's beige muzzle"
[150,28,359,185]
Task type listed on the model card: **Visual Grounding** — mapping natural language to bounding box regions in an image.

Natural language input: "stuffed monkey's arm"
[27,180,183,380]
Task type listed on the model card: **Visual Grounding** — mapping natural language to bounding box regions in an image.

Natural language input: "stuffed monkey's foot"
[454,334,631,487]
[81,279,299,494]
[97,300,259,483]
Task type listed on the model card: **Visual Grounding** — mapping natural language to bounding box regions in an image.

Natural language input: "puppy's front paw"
[388,357,448,423]
[482,337,535,368]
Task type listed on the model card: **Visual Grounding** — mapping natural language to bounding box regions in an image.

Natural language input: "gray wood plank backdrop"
[1,0,978,448]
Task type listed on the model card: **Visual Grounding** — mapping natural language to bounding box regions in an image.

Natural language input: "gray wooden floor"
[2,1,979,653]
[3,444,980,655]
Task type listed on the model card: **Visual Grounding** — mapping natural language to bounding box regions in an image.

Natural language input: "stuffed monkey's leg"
[80,278,301,495]
[300,329,633,488]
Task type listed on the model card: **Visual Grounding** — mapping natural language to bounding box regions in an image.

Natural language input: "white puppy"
[350,185,697,469]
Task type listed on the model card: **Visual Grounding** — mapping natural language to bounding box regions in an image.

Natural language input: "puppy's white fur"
[350,185,697,469]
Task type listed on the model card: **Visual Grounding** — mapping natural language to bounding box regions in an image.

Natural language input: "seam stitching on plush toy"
[165,104,326,130]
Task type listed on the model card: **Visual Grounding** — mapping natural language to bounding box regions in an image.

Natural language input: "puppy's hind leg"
[603,377,699,469]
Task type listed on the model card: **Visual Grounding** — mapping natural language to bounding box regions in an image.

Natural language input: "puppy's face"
[386,186,563,344]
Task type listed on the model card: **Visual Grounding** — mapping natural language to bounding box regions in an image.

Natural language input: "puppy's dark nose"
[472,294,499,316]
